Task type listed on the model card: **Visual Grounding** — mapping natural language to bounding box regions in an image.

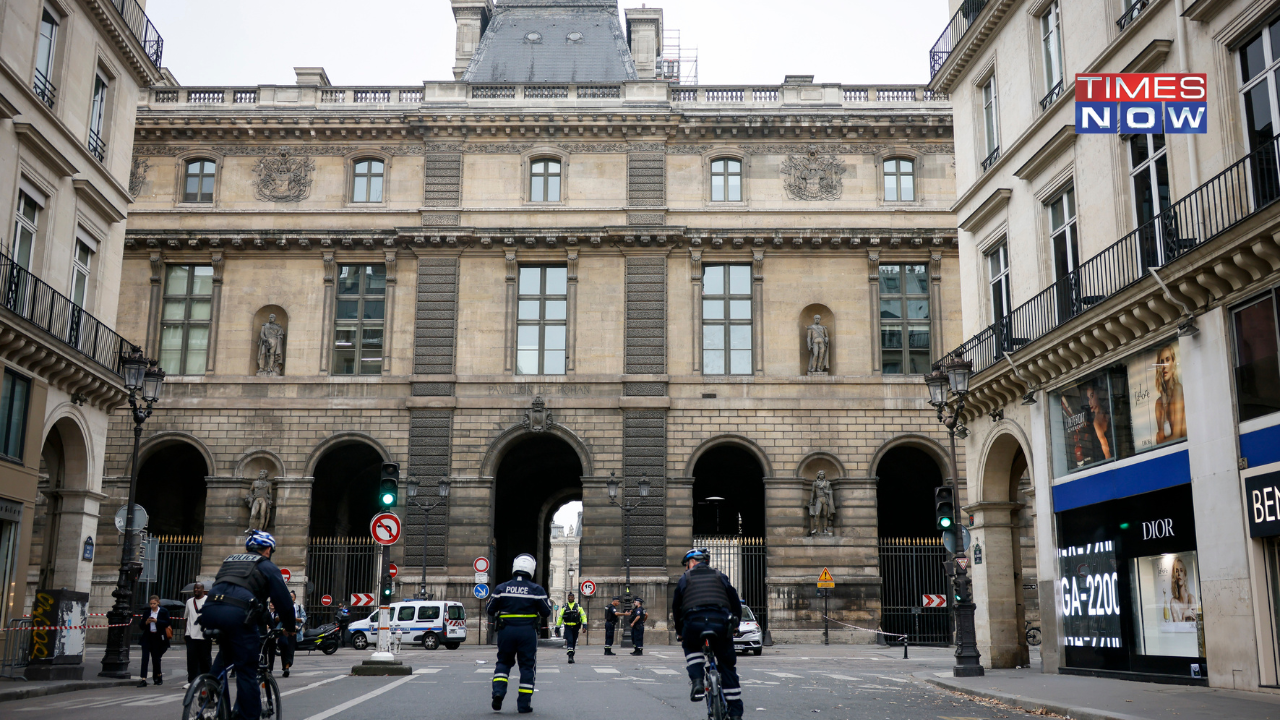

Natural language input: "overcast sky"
[145,0,950,88]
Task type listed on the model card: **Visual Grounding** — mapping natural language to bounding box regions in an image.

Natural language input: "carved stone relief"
[780,149,846,201]
[252,151,315,203]
[128,157,150,198]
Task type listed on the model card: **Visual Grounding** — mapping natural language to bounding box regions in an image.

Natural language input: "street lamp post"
[606,471,651,601]
[100,349,165,678]
[405,478,451,600]
[924,355,985,678]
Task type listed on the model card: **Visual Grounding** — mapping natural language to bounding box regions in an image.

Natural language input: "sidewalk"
[920,667,1280,720]
[0,644,143,702]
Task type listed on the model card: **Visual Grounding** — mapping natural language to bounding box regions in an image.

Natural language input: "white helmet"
[512,553,537,578]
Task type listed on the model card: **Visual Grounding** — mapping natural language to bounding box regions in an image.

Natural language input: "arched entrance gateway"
[690,442,767,633]
[493,434,583,593]
[133,438,208,610]
[305,440,384,623]
[31,416,94,593]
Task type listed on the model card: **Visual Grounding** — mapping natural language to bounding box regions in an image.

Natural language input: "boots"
[630,648,643,656]
[492,695,503,711]
[690,679,705,702]
[604,648,615,656]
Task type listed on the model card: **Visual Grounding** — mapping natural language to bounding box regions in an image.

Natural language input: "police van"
[348,600,468,650]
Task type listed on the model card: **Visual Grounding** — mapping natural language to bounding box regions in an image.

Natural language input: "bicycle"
[182,628,283,720]
[700,631,729,720]
[1025,621,1042,647]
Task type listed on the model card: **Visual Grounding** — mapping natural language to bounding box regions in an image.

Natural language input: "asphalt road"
[6,643,1032,720]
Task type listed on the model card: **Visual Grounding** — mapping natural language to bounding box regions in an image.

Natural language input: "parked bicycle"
[182,628,282,720]
[1025,621,1042,647]
[699,631,729,720]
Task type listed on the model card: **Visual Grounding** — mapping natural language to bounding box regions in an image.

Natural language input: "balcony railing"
[948,133,1280,376]
[1117,0,1150,31]
[929,0,990,80]
[1039,80,1063,111]
[1,251,131,376]
[33,71,57,109]
[981,146,1000,172]
[106,0,164,69]
[87,129,106,162]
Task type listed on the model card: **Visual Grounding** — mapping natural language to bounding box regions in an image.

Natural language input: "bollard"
[902,635,909,659]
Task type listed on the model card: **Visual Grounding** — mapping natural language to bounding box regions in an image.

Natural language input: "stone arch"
[683,433,774,478]
[135,432,210,537]
[795,451,846,480]
[868,433,952,480]
[976,421,1033,503]
[479,423,594,479]
[33,409,95,590]
[235,448,286,479]
[139,431,217,476]
[304,431,392,478]
[798,303,835,375]
[41,407,92,490]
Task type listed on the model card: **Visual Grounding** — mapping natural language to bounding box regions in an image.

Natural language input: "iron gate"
[878,537,952,644]
[134,535,202,641]
[305,536,378,626]
[695,536,768,632]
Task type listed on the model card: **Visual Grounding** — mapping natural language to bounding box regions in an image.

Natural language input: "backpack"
[562,605,581,624]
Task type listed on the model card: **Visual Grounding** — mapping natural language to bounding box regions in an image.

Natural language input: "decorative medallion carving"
[522,396,554,432]
[252,151,314,203]
[128,157,151,198]
[781,149,846,201]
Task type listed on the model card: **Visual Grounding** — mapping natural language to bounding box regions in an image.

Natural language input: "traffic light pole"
[373,543,393,661]
[945,426,984,677]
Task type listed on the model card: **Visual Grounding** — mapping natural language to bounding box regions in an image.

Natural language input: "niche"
[797,451,846,480]
[798,304,835,375]
[250,305,289,376]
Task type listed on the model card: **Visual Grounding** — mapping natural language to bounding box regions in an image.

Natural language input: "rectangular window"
[418,605,441,621]
[0,513,18,626]
[982,77,1000,157]
[70,240,92,307]
[987,243,1011,322]
[0,369,31,462]
[88,74,108,161]
[333,265,386,375]
[158,265,214,375]
[1234,291,1280,422]
[33,8,58,107]
[702,265,753,375]
[1041,2,1064,94]
[1130,134,1171,266]
[879,264,931,375]
[516,266,568,375]
[12,191,39,269]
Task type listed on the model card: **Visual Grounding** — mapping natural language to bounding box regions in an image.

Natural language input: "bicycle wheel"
[705,666,727,720]
[1026,626,1042,646]
[259,673,282,720]
[182,675,224,720]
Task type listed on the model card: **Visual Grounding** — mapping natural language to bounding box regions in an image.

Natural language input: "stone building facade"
[80,0,962,644]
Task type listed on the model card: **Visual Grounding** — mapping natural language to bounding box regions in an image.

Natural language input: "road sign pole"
[373,544,393,660]
[823,590,829,646]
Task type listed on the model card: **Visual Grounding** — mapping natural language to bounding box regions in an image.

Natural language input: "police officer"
[628,597,648,655]
[603,596,621,656]
[673,548,744,719]
[199,530,295,720]
[486,554,551,714]
[555,592,586,664]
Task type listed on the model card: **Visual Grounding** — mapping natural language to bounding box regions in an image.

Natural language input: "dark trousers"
[139,635,166,680]
[631,622,644,649]
[682,612,743,717]
[202,604,262,720]
[492,624,538,712]
[278,633,295,668]
[604,622,616,649]
[185,637,213,681]
[563,625,579,653]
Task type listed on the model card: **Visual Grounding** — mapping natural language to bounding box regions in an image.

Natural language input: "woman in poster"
[1166,556,1198,623]
[1085,383,1113,460]
[1155,343,1187,444]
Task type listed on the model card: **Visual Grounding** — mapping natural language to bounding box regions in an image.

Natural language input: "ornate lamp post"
[100,349,164,678]
[924,355,984,677]
[606,470,650,601]
[405,478,451,600]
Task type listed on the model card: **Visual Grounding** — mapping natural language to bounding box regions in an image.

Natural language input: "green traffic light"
[939,516,953,529]
[381,492,395,505]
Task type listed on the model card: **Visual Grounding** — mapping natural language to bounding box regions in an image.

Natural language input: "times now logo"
[1074,73,1207,134]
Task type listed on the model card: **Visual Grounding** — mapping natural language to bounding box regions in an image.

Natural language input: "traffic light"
[381,574,394,600]
[379,462,399,508]
[934,486,955,531]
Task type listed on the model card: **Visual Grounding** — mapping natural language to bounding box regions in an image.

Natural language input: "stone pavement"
[922,667,1280,720]
[1,645,144,702]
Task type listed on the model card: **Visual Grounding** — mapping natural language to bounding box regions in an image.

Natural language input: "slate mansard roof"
[462,0,639,84]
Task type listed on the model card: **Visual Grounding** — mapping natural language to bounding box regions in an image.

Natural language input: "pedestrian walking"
[183,582,212,689]
[137,595,171,687]
[486,553,552,714]
[555,592,586,663]
[603,596,621,655]
[276,590,306,677]
[629,597,648,655]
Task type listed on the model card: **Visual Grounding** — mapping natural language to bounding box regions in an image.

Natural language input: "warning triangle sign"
[818,567,834,583]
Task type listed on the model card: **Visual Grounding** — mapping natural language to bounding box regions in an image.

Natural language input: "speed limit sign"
[579,579,596,597]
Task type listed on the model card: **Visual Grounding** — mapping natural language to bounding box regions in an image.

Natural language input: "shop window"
[1051,338,1186,477]
[1233,291,1280,422]
[879,263,931,375]
[333,265,385,375]
[159,265,214,376]
[0,370,30,462]
[516,265,567,375]
[1131,551,1204,659]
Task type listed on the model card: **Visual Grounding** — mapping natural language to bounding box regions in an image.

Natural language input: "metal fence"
[134,535,202,641]
[696,536,768,631]
[0,619,32,679]
[879,537,952,644]
[106,0,164,68]
[929,0,990,80]
[305,537,379,627]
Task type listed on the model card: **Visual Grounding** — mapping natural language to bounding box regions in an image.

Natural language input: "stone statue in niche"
[808,471,835,536]
[245,470,275,530]
[257,314,285,377]
[806,315,830,375]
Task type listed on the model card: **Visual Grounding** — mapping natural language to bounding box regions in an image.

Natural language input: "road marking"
[877,676,908,683]
[121,694,185,706]
[819,673,860,681]
[413,668,440,674]
[650,668,679,675]
[541,668,560,673]
[281,674,346,696]
[301,674,416,720]
[593,667,620,674]
[765,672,802,678]
[294,670,328,676]
[475,668,491,673]
[859,684,888,689]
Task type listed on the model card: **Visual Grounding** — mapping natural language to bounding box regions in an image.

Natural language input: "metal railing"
[32,71,56,109]
[1,251,130,376]
[1117,0,1151,30]
[981,146,1001,172]
[879,537,952,644]
[133,535,202,643]
[0,619,32,679]
[1040,80,1063,111]
[950,133,1280,376]
[305,536,378,628]
[929,0,990,80]
[87,129,106,162]
[106,0,163,68]
[696,536,768,632]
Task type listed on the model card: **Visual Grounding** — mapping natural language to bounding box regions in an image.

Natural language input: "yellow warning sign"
[817,567,835,588]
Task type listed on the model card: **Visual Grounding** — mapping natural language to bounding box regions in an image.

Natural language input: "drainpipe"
[1174,0,1201,187]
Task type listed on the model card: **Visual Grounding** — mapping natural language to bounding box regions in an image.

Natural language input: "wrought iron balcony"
[32,71,56,109]
[106,0,164,68]
[1116,0,1150,31]
[1,251,131,376]
[1039,80,1063,112]
[981,146,1001,173]
[947,133,1280,376]
[87,129,106,162]
[929,0,991,80]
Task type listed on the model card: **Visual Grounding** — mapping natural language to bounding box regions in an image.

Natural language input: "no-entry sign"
[320,595,333,606]
[473,557,490,574]
[280,568,292,582]
[370,512,402,545]
[389,563,399,578]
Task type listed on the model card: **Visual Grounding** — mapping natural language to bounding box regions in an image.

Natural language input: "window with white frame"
[987,243,1011,322]
[1049,188,1080,280]
[333,265,386,375]
[883,158,915,201]
[87,73,108,161]
[352,158,385,203]
[1129,134,1170,228]
[879,264,931,375]
[710,158,742,202]
[12,191,39,269]
[33,8,58,108]
[70,239,93,307]
[1040,2,1064,99]
[982,76,1000,161]
[530,158,562,202]
[702,265,752,375]
[1240,21,1280,154]
[516,266,568,375]
[159,265,214,375]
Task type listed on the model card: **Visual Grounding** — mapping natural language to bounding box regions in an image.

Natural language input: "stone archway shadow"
[139,431,217,477]
[868,433,953,480]
[683,433,774,478]
[480,423,595,479]
[304,432,392,478]
[795,451,846,479]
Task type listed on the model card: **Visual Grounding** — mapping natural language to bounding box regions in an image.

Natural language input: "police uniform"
[556,599,586,662]
[673,562,744,718]
[486,571,552,713]
[603,598,621,654]
[628,601,647,654]
[199,550,294,720]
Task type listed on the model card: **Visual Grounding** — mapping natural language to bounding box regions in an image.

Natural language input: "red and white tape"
[820,615,907,640]
[20,622,131,631]
[23,613,111,618]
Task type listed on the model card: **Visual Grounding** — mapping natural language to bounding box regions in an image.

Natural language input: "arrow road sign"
[473,584,490,600]
[817,567,835,589]
[350,593,375,607]
[473,557,490,573]
[370,512,402,545]
[280,568,292,582]
[389,563,398,578]
[320,595,332,606]
[579,579,596,597]
[922,594,946,608]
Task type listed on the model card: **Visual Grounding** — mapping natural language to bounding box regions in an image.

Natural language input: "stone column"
[665,477,694,570]
[445,476,494,574]
[272,477,313,597]
[966,500,1026,668]
[868,249,882,373]
[201,476,253,581]
[47,488,107,592]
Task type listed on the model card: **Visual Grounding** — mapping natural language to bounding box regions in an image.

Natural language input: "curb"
[0,678,139,703]
[921,675,1148,720]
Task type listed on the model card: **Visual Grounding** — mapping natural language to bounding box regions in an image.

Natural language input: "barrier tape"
[14,623,132,631]
[23,613,111,617]
[819,615,908,640]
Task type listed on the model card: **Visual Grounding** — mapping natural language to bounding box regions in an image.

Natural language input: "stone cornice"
[80,0,165,86]
[131,138,955,155]
[0,309,127,411]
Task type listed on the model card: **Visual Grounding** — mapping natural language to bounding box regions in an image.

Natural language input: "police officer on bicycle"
[486,553,552,714]
[198,530,295,720]
[672,548,744,718]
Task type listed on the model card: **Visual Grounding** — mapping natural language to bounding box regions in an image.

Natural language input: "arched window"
[352,158,385,203]
[530,158,561,202]
[884,158,915,202]
[710,158,742,202]
[182,159,216,203]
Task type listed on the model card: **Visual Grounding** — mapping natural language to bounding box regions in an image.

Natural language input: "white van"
[348,600,468,650]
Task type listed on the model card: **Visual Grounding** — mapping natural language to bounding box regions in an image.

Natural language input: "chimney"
[294,67,331,86]
[451,0,494,81]
[625,7,663,80]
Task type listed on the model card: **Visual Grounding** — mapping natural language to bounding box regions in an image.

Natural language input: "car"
[734,603,763,655]
[348,600,468,650]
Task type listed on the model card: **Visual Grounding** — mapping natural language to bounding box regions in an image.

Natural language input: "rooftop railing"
[1,251,131,377]
[106,0,164,69]
[929,0,990,81]
[948,133,1280,376]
